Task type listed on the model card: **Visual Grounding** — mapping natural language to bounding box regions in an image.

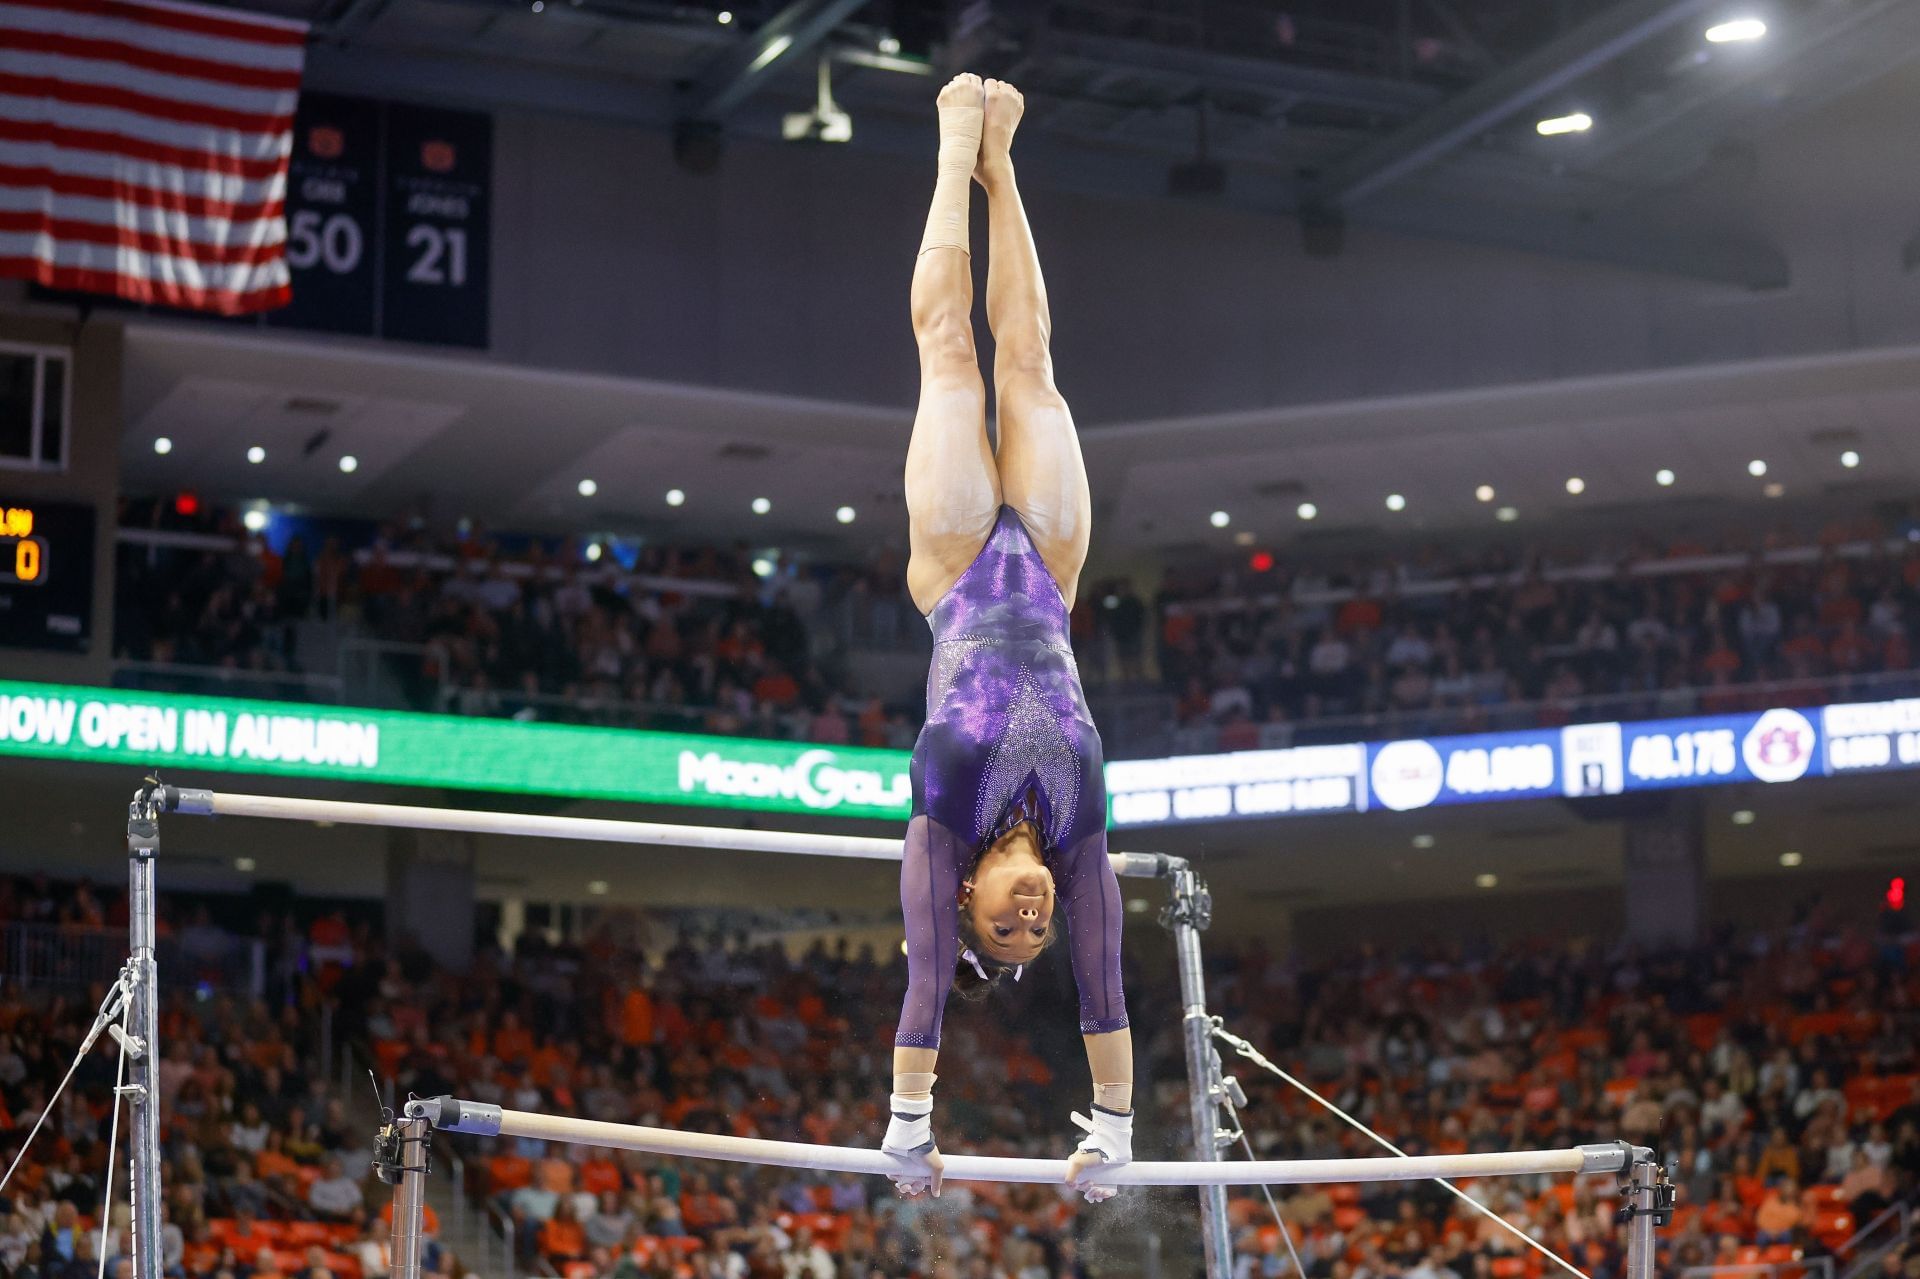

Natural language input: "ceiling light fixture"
[587,879,610,895]
[717,9,733,23]
[577,478,598,497]
[234,856,256,872]
[242,508,268,532]
[153,437,173,455]
[246,445,266,464]
[752,557,776,577]
[1840,450,1861,469]
[1411,833,1435,850]
[1655,468,1675,486]
[1731,808,1756,825]
[751,497,771,515]
[1496,506,1519,522]
[1475,484,1495,503]
[1210,510,1230,528]
[1764,482,1785,499]
[1296,501,1318,521]
[1385,494,1406,512]
[1747,458,1767,477]
[665,488,686,507]
[338,455,358,474]
[1705,17,1766,42]
[836,505,856,524]
[585,542,603,562]
[878,35,900,54]
[1565,477,1586,495]
[1536,112,1592,136]
[1475,873,1498,889]
[1779,850,1803,868]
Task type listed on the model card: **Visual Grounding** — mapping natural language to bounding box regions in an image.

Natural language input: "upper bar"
[409,1098,1640,1188]
[160,787,1182,877]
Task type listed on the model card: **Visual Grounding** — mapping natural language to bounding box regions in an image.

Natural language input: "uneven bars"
[408,1097,1639,1188]
[153,786,1177,876]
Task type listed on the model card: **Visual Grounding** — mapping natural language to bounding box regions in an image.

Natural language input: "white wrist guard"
[1070,1104,1133,1166]
[884,1092,935,1156]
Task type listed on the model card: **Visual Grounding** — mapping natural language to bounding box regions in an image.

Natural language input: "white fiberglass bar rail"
[409,1098,1637,1188]
[158,787,1177,877]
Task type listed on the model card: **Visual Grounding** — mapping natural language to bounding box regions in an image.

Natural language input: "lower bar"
[413,1098,1635,1188]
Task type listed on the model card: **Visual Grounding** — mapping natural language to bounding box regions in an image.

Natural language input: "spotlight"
[1565,477,1585,495]
[1536,112,1592,136]
[717,9,733,22]
[752,557,775,577]
[1411,834,1435,850]
[1705,17,1766,42]
[1475,873,1498,889]
[1731,809,1756,825]
[836,505,856,524]
[246,445,266,464]
[1209,510,1230,528]
[587,879,610,895]
[1747,458,1767,477]
[338,455,358,474]
[1475,485,1495,503]
[1496,506,1519,523]
[242,508,268,533]
[530,0,543,11]
[1126,898,1150,915]
[1780,851,1803,868]
[1655,468,1676,486]
[234,856,256,872]
[577,478,598,497]
[1233,530,1255,547]
[1841,450,1861,469]
[586,542,603,563]
[153,437,173,455]
[1385,494,1406,512]
[1296,502,1318,521]
[752,497,771,515]
[666,488,686,507]
[878,35,900,54]
[1764,482,1784,499]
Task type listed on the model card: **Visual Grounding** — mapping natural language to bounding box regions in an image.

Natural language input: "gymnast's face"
[962,828,1057,965]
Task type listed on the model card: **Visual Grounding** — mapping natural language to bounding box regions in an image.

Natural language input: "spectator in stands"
[306,1159,364,1223]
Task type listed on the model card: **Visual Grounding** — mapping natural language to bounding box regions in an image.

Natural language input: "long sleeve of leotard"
[1058,827,1129,1036]
[895,815,965,1050]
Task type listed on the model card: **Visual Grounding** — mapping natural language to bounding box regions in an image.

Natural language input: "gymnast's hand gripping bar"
[407,1097,1645,1188]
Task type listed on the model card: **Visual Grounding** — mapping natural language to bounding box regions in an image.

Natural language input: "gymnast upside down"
[881,74,1133,1204]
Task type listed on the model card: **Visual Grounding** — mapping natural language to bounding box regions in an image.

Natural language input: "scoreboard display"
[0,499,94,652]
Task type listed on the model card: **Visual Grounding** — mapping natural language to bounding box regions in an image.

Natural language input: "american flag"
[0,0,307,315]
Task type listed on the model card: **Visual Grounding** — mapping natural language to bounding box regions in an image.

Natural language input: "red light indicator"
[1249,551,1275,572]
[1889,877,1906,912]
[174,491,200,517]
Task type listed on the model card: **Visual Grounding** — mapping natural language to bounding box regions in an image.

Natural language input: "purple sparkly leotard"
[895,506,1127,1050]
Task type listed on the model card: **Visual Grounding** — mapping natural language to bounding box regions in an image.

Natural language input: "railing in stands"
[0,923,267,996]
[1683,1261,1833,1279]
[1838,1201,1912,1279]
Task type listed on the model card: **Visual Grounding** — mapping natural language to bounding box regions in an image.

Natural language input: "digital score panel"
[0,500,94,652]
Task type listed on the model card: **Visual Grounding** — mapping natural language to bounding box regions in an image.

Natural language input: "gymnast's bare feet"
[935,72,984,165]
[976,78,1023,192]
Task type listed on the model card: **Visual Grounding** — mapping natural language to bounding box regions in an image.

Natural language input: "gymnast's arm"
[1060,829,1135,1194]
[886,816,962,1194]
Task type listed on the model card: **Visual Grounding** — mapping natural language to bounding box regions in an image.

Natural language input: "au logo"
[309,125,345,159]
[421,141,457,174]
[1742,708,1815,784]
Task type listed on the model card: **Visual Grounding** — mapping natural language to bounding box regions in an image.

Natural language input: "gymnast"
[880,74,1132,1204]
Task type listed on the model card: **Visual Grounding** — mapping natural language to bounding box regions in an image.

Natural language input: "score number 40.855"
[285,212,469,285]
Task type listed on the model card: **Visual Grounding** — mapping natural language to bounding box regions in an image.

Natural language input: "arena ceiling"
[207,0,1920,288]
[120,322,1920,558]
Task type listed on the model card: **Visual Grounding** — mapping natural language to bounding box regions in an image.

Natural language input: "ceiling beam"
[1309,0,1720,208]
[679,0,867,122]
[1042,33,1444,119]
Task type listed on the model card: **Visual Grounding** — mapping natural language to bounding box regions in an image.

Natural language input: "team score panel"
[0,535,48,586]
[1628,728,1736,781]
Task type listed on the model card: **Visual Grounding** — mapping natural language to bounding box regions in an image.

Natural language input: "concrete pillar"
[1621,792,1705,947]
[385,825,476,971]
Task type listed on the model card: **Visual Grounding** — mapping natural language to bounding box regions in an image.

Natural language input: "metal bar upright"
[125,792,164,1279]
[1166,860,1233,1279]
[1623,1155,1660,1279]
[390,1116,431,1279]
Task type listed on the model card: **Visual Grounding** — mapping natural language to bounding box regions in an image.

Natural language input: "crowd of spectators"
[3,869,1918,1279]
[111,498,1920,759]
[1142,517,1920,749]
